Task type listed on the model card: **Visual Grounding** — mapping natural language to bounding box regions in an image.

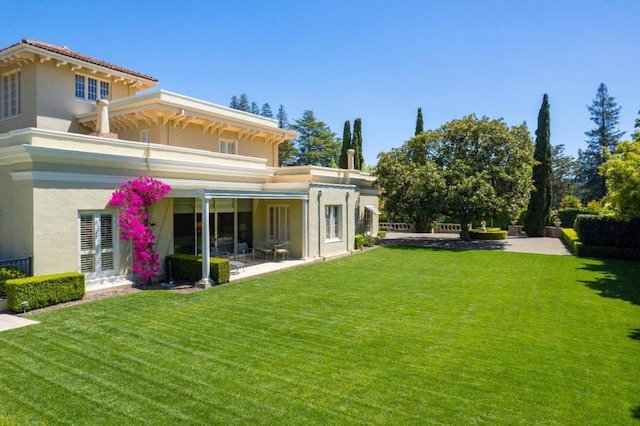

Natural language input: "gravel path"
[380,232,571,256]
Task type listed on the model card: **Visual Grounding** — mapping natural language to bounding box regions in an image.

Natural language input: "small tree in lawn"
[109,177,171,283]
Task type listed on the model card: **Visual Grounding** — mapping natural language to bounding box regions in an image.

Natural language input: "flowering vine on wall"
[108,177,171,280]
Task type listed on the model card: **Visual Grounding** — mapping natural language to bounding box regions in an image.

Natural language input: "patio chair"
[237,242,254,260]
[210,246,231,258]
[274,241,290,261]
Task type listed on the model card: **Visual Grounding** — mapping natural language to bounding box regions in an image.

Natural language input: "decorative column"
[197,197,211,288]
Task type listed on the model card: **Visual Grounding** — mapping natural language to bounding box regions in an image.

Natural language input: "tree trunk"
[459,214,470,241]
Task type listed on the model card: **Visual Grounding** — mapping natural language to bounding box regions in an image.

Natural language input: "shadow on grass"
[379,236,507,252]
[631,405,640,419]
[629,329,640,341]
[578,259,640,307]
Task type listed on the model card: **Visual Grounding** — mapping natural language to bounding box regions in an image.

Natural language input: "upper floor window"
[140,130,150,143]
[75,74,110,101]
[1,70,20,119]
[220,140,236,155]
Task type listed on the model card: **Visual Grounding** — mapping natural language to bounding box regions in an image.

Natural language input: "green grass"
[1,247,639,425]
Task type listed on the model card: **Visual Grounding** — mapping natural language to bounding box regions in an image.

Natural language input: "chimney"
[347,148,355,170]
[90,99,118,139]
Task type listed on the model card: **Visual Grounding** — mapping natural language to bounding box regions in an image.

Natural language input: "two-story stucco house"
[0,39,378,289]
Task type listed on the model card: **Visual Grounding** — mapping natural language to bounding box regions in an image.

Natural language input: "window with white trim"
[220,140,236,155]
[79,212,116,278]
[1,70,20,119]
[75,74,110,101]
[268,206,289,242]
[325,205,341,241]
[140,130,150,143]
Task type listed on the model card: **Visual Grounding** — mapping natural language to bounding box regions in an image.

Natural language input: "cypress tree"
[339,120,351,169]
[415,107,424,135]
[250,101,260,115]
[276,105,289,129]
[353,118,363,170]
[524,94,552,236]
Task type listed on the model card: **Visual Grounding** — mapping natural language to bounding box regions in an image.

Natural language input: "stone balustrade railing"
[379,222,415,232]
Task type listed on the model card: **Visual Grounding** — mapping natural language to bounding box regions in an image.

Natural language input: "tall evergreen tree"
[353,118,364,170]
[276,104,289,129]
[632,109,640,140]
[229,95,240,109]
[261,103,274,118]
[577,83,625,202]
[238,94,250,112]
[289,110,340,167]
[524,94,552,236]
[415,107,424,135]
[250,101,260,115]
[339,120,352,169]
[550,144,579,209]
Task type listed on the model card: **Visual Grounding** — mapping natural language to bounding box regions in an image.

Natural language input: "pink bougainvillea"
[108,177,171,280]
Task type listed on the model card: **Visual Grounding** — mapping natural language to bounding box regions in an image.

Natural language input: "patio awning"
[365,205,380,215]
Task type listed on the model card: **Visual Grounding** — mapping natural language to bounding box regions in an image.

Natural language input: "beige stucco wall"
[149,198,174,278]
[117,123,278,166]
[253,199,303,259]
[34,61,133,134]
[307,186,356,259]
[0,167,34,260]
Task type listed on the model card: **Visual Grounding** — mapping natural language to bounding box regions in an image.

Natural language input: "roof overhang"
[0,40,157,90]
[75,90,298,145]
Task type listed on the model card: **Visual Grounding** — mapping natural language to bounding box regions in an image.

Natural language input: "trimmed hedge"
[556,208,600,229]
[0,266,26,298]
[354,234,365,250]
[6,272,85,312]
[165,255,230,285]
[467,229,507,240]
[574,215,640,249]
[561,227,640,260]
[561,228,581,254]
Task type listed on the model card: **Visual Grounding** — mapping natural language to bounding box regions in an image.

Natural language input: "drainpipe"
[346,192,350,252]
[197,196,211,288]
[317,190,323,259]
[302,199,309,259]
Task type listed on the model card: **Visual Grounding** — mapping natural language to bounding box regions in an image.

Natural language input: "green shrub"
[555,208,599,229]
[165,255,230,285]
[377,231,387,238]
[354,234,365,250]
[467,229,508,240]
[0,266,26,298]
[575,215,640,249]
[364,234,377,247]
[6,272,84,312]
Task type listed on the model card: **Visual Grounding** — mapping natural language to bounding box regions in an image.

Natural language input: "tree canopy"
[601,135,640,219]
[339,120,351,169]
[289,110,340,167]
[376,115,534,240]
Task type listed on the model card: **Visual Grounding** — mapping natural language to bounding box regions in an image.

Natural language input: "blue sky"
[4,1,639,165]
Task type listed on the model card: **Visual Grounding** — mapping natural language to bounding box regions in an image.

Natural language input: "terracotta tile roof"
[0,39,158,82]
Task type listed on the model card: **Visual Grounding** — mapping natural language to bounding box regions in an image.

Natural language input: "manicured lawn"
[1,247,639,425]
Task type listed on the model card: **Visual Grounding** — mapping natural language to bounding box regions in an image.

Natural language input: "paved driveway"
[381,232,571,256]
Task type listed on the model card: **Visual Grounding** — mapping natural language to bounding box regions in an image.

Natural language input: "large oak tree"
[376,115,534,240]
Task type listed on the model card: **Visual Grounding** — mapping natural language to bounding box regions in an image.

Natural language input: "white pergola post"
[196,196,212,288]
